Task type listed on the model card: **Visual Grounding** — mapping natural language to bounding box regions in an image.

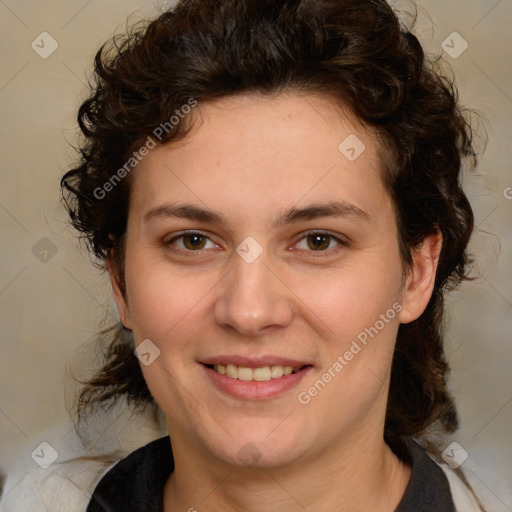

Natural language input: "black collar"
[87,435,456,511]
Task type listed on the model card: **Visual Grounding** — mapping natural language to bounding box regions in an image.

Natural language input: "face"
[110,92,439,468]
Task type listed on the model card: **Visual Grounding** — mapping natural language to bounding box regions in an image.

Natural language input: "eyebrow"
[143,200,371,226]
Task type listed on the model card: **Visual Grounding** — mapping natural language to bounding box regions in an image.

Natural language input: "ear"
[106,255,132,330]
[398,230,443,324]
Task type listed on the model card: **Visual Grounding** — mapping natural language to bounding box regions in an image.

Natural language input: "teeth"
[226,364,238,379]
[238,366,254,381]
[213,364,301,381]
[253,366,272,381]
[270,366,284,378]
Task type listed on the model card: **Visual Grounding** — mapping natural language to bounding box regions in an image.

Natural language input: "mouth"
[203,363,310,381]
[200,357,313,400]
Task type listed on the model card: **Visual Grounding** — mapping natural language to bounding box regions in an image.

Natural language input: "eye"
[164,230,347,256]
[165,231,218,252]
[294,231,347,253]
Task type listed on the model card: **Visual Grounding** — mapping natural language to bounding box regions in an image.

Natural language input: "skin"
[109,92,442,512]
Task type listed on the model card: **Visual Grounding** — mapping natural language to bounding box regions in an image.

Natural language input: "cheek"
[292,263,402,432]
[291,254,403,414]
[291,256,403,340]
[123,258,217,407]
[123,255,219,342]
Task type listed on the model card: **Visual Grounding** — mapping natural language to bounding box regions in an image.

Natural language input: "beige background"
[0,0,510,508]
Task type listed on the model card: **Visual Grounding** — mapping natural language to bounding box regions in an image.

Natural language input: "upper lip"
[201,355,312,368]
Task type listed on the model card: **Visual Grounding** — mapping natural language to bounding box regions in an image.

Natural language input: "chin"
[203,419,310,469]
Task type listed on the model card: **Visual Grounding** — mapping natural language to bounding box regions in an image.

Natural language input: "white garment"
[440,465,483,511]
[2,458,491,512]
[0,421,495,512]
[0,409,166,512]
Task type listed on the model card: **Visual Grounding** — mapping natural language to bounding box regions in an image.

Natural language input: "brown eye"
[182,233,207,250]
[166,231,217,252]
[294,231,347,254]
[306,234,331,251]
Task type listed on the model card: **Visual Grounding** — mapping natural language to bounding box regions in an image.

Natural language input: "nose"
[214,248,294,337]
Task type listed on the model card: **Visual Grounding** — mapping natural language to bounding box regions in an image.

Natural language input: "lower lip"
[202,364,313,400]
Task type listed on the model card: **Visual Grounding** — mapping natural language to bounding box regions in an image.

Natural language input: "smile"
[207,363,304,381]
[201,359,313,400]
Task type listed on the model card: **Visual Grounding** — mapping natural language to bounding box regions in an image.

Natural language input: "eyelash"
[164,230,348,257]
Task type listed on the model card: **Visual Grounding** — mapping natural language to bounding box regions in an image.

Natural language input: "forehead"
[129,92,390,224]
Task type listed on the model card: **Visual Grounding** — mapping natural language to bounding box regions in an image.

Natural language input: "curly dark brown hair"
[61,0,479,451]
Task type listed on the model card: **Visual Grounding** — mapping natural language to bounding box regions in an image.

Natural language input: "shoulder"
[1,410,166,512]
[86,436,173,512]
[424,443,504,512]
[0,457,115,512]
[394,436,487,512]
[437,464,482,512]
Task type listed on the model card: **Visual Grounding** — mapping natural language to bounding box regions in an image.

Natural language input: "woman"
[57,0,485,510]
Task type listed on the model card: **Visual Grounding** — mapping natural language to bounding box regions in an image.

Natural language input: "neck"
[163,428,411,512]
